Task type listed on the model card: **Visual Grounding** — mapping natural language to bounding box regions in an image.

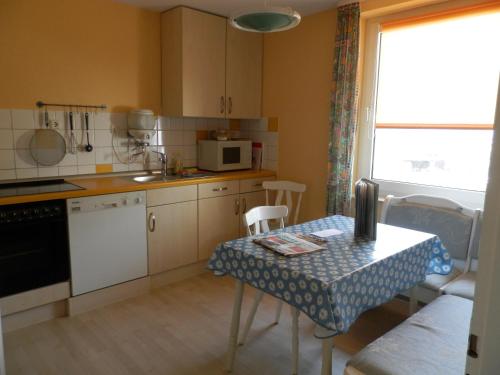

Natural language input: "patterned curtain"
[326,2,361,215]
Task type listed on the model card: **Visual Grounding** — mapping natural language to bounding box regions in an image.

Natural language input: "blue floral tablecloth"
[208,215,452,335]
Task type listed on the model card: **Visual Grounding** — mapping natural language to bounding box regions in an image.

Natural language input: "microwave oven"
[198,140,252,172]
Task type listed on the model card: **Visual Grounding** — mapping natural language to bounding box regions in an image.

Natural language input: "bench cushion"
[346,295,473,375]
[442,272,476,300]
[421,267,462,291]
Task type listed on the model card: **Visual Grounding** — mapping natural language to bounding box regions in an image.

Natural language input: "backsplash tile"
[16,168,38,179]
[11,109,35,130]
[15,149,36,169]
[13,130,34,149]
[0,150,15,169]
[240,118,279,172]
[0,169,15,180]
[0,130,13,149]
[0,108,278,181]
[0,109,12,129]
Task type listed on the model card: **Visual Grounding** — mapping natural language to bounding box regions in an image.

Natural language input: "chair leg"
[238,289,265,346]
[226,280,245,372]
[321,336,334,375]
[275,300,284,324]
[409,286,418,315]
[291,306,300,375]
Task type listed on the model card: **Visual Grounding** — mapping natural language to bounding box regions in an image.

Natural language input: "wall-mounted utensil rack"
[36,101,107,111]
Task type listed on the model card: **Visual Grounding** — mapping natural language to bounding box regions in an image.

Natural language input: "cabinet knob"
[212,187,228,192]
[228,97,233,115]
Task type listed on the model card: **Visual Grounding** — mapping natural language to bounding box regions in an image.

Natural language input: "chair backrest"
[263,180,306,225]
[380,194,481,271]
[468,214,482,271]
[244,205,288,235]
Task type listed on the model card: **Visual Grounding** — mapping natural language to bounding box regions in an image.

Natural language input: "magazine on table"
[253,232,327,256]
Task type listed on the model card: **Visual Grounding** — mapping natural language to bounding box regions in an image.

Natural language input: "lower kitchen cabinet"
[239,190,266,236]
[198,194,240,260]
[147,200,198,274]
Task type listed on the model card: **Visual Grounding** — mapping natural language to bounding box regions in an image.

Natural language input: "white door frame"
[466,78,500,374]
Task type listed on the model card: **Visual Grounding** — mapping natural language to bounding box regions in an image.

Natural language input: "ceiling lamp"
[230,6,301,33]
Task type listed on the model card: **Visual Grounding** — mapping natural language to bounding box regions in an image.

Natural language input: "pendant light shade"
[230,6,301,33]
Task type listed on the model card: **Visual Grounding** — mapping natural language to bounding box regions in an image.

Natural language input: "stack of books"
[354,178,379,240]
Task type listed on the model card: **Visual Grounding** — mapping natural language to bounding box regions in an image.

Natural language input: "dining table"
[208,215,452,374]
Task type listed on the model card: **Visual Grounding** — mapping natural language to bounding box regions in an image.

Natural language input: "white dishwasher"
[67,191,148,296]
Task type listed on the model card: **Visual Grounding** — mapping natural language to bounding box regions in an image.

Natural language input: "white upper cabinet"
[161,7,262,119]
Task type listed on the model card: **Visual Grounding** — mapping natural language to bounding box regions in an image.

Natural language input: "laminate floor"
[4,273,408,375]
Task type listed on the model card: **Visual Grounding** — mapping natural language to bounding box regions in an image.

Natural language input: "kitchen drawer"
[240,177,275,194]
[198,180,239,199]
[147,185,197,207]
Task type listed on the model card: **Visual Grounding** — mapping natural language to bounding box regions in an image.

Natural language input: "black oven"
[0,199,70,298]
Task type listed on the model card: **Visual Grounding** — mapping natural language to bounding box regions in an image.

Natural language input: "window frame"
[355,3,496,209]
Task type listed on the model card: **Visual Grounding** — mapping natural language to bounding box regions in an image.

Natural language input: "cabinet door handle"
[148,212,156,232]
[220,96,225,114]
[228,97,233,114]
[212,187,228,192]
[242,197,247,213]
[234,198,240,215]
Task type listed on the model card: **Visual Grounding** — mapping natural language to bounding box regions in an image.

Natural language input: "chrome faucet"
[152,150,168,176]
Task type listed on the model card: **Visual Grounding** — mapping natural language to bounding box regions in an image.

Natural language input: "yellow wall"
[0,0,161,113]
[262,9,337,221]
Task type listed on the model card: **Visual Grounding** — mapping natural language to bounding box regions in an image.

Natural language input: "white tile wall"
[11,109,35,129]
[0,109,12,129]
[0,108,277,181]
[240,118,279,172]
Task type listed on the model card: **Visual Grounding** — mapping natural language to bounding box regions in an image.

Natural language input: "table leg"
[275,300,284,324]
[226,280,245,372]
[409,286,418,315]
[239,289,264,346]
[290,306,300,375]
[321,337,334,375]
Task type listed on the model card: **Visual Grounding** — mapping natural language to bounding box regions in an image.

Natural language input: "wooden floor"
[4,273,408,375]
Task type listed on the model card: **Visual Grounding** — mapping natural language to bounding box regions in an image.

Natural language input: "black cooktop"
[0,179,84,198]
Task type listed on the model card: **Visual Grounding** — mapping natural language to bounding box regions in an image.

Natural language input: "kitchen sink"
[131,172,215,183]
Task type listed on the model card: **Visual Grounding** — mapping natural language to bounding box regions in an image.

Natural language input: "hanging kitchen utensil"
[68,110,76,154]
[30,108,66,166]
[84,111,93,152]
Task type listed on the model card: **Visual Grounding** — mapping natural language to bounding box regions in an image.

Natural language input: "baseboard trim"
[67,277,151,316]
[150,261,209,289]
[4,262,209,331]
[2,301,67,333]
[0,282,70,316]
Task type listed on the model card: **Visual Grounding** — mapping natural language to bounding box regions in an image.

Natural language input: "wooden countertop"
[0,170,276,206]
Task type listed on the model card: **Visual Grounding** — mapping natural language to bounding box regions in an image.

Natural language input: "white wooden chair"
[380,194,481,314]
[239,205,301,374]
[263,180,306,226]
[441,215,482,300]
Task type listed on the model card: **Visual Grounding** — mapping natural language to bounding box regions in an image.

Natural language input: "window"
[357,3,500,208]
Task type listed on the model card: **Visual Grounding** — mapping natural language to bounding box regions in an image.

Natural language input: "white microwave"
[198,140,252,172]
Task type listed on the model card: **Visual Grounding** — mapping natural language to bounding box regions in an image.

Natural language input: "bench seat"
[442,272,476,300]
[345,295,473,375]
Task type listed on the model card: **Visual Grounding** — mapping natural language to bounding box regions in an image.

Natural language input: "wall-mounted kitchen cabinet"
[161,7,262,119]
[225,23,262,119]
